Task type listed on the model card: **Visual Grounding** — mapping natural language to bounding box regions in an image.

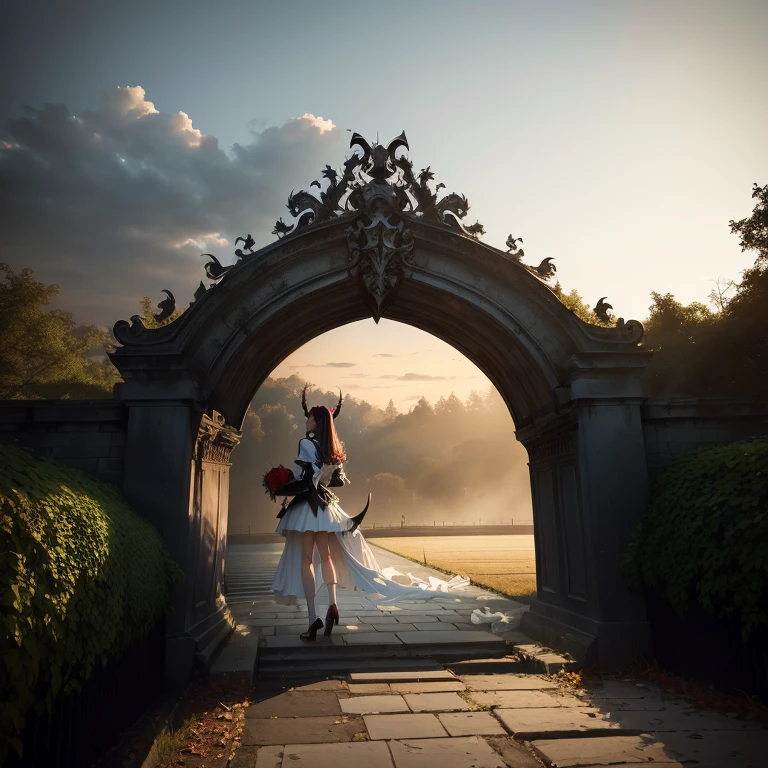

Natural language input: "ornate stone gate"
[110,132,652,682]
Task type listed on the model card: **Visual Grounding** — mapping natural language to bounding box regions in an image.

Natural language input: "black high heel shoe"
[324,604,339,636]
[300,618,324,641]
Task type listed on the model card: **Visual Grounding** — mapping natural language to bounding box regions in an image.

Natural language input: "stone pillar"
[122,402,240,686]
[187,412,241,654]
[520,394,652,669]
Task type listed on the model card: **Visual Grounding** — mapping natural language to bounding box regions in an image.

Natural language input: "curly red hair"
[310,405,346,465]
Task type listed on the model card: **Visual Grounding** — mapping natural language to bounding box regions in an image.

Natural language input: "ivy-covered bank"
[0,441,183,762]
[624,436,768,637]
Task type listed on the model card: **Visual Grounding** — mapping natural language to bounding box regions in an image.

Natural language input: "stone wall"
[0,400,127,486]
[642,398,768,480]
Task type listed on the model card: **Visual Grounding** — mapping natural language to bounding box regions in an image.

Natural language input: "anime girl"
[271,386,469,640]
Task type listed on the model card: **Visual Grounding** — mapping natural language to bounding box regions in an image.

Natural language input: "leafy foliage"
[0,441,183,761]
[550,281,605,324]
[730,183,768,262]
[642,182,768,398]
[623,437,768,639]
[139,295,182,329]
[0,263,121,399]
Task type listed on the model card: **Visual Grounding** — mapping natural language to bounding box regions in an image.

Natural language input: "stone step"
[445,656,529,675]
[256,657,446,680]
[195,620,235,668]
[256,639,510,681]
[348,668,458,683]
[512,642,579,674]
[209,627,260,685]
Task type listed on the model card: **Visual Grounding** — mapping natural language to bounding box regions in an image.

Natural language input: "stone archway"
[110,132,651,683]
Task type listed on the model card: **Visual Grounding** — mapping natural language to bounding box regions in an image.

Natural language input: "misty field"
[372,534,537,599]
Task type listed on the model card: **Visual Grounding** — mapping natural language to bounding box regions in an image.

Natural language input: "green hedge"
[0,440,183,761]
[623,436,768,639]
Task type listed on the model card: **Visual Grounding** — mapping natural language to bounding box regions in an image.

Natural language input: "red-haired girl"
[271,387,469,641]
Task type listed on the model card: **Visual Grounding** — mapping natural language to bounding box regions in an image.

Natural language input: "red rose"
[262,465,295,502]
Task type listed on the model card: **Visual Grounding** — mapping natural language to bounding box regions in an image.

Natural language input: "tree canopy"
[641,182,768,398]
[0,264,120,399]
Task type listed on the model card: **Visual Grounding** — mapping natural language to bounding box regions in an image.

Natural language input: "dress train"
[271,528,471,604]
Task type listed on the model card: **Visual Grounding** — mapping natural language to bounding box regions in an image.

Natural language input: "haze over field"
[229,376,532,535]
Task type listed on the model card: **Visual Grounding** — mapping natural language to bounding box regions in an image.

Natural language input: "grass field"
[372,534,537,599]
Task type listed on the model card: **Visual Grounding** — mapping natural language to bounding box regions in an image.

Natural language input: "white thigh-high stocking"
[316,532,338,608]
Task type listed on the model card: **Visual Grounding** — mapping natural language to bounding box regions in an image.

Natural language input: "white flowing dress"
[271,438,470,603]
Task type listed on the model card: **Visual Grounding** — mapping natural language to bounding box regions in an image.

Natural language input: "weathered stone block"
[340,694,408,714]
[241,715,364,746]
[56,422,102,432]
[281,742,393,768]
[54,444,106,459]
[531,734,679,766]
[54,457,98,472]
[246,691,341,719]
[97,457,124,473]
[388,736,505,768]
[363,713,448,740]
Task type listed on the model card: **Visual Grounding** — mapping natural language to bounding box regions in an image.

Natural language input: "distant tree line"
[229,377,532,532]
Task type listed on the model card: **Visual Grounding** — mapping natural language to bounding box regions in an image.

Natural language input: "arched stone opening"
[110,132,651,682]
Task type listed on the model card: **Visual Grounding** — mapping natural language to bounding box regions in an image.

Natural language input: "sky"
[2,0,766,410]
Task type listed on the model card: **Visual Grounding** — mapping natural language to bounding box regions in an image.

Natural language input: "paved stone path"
[216,543,533,682]
[230,670,768,767]
[226,542,530,637]
[221,543,768,767]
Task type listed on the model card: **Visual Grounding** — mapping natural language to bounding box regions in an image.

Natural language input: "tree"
[434,392,464,417]
[383,399,399,421]
[641,182,768,398]
[707,277,737,312]
[641,292,717,396]
[730,183,768,262]
[551,282,603,324]
[0,264,121,399]
[139,294,181,329]
[465,389,485,413]
[244,407,265,440]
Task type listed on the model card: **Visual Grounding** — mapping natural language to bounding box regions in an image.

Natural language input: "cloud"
[297,362,356,368]
[373,353,397,357]
[380,373,458,381]
[343,384,397,390]
[403,395,425,400]
[345,373,369,378]
[0,86,344,325]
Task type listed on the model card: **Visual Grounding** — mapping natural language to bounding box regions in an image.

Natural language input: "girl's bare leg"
[301,531,318,623]
[315,531,338,606]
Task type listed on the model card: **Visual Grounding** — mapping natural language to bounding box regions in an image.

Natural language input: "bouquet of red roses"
[262,465,295,502]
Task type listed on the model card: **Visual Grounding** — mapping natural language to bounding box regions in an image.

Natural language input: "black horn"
[349,493,371,534]
[332,389,343,419]
[301,385,310,418]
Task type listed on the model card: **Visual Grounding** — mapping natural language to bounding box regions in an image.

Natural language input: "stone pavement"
[214,543,535,682]
[230,669,768,768]
[219,543,768,767]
